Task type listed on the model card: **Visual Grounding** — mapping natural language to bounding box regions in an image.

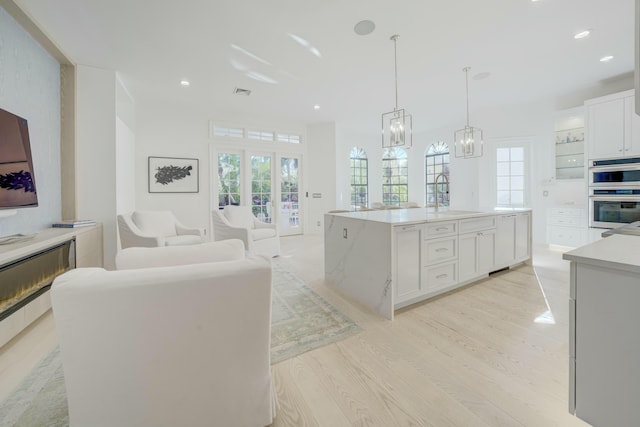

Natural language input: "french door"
[215,149,302,236]
[278,155,301,236]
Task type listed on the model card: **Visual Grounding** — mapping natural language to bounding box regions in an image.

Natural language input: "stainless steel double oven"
[589,157,640,228]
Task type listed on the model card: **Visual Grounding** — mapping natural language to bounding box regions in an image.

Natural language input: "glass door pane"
[251,155,273,223]
[217,153,241,208]
[279,156,301,235]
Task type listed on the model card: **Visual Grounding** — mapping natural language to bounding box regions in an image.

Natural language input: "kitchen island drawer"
[423,262,457,292]
[423,236,457,266]
[424,220,457,238]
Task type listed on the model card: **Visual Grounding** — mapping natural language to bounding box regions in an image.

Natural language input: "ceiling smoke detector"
[233,87,252,96]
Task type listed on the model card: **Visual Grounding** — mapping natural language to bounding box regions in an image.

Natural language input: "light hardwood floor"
[0,235,589,427]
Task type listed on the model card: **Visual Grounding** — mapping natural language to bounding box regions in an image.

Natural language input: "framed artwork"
[148,156,199,193]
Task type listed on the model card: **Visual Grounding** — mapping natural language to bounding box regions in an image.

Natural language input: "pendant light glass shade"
[454,67,483,158]
[382,35,412,149]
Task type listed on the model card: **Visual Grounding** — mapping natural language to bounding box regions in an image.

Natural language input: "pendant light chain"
[381,33,412,149]
[464,66,471,127]
[392,34,399,111]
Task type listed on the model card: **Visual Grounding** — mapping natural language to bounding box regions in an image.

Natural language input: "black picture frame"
[148,156,199,193]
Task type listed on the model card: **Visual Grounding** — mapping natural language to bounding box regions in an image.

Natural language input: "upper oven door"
[589,164,640,186]
[589,157,640,186]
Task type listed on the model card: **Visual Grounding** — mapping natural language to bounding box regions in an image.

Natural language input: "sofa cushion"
[132,211,177,237]
[251,228,276,241]
[223,206,254,229]
[165,235,204,246]
[115,239,246,270]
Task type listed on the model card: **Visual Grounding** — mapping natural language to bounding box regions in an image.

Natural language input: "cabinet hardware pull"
[402,226,416,231]
[435,227,448,231]
[477,232,483,236]
[435,248,448,252]
[436,274,448,279]
[619,149,623,152]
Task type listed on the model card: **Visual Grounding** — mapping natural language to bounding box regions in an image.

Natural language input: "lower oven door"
[590,195,640,228]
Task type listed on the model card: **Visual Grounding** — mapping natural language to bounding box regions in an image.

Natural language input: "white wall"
[135,103,310,237]
[75,65,118,268]
[116,117,135,214]
[0,6,60,236]
[306,122,337,233]
[135,105,221,235]
[115,77,136,215]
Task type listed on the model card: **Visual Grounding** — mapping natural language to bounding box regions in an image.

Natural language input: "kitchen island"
[324,208,531,319]
[563,235,640,427]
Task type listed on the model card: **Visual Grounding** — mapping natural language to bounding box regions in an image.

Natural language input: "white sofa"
[212,206,280,257]
[117,210,205,249]
[51,240,275,427]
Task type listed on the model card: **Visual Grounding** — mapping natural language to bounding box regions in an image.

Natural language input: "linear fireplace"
[0,240,75,321]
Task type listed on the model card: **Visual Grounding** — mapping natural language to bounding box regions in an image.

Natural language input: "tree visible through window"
[251,155,272,222]
[350,147,368,209]
[382,147,408,206]
[497,146,525,206]
[217,153,241,208]
[425,141,450,207]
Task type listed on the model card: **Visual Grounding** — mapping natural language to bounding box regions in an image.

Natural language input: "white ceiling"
[12,0,636,133]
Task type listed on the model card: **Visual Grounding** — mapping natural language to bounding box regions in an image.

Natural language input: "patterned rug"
[0,266,360,426]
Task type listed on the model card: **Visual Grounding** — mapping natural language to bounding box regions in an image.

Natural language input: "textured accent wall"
[0,6,61,234]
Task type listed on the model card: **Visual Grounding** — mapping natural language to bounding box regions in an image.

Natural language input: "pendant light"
[454,66,483,158]
[382,34,412,149]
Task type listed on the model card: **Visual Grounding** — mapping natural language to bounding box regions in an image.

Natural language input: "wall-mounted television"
[0,107,38,210]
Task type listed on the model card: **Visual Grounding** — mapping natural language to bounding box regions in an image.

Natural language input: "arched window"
[382,147,408,206]
[425,141,450,207]
[350,147,369,209]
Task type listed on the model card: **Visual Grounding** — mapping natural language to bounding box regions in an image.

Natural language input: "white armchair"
[212,206,280,257]
[117,210,205,249]
[51,240,275,427]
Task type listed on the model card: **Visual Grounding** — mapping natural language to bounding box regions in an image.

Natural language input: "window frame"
[493,139,531,208]
[382,147,409,206]
[350,147,369,209]
[425,141,450,207]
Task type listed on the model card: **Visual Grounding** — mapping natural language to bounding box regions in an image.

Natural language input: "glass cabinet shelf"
[555,110,585,180]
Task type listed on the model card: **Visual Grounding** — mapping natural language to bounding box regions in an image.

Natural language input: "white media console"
[0,224,103,347]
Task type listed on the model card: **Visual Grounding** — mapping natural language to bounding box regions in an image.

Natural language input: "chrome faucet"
[434,172,449,211]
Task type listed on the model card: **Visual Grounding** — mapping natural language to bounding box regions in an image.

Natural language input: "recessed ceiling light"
[354,20,376,36]
[180,79,190,86]
[313,104,320,110]
[600,55,614,62]
[574,30,591,39]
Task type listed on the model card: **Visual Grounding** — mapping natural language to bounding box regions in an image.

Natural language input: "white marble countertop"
[0,225,99,266]
[563,234,640,274]
[327,207,531,225]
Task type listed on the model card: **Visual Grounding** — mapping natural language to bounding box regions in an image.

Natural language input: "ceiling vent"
[233,87,252,96]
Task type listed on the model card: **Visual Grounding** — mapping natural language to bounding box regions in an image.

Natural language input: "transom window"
[382,147,408,206]
[425,141,450,207]
[497,146,525,206]
[350,147,368,209]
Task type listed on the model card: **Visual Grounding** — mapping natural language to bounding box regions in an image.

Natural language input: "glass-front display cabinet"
[555,108,585,180]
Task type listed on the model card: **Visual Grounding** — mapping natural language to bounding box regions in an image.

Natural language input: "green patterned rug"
[0,266,360,426]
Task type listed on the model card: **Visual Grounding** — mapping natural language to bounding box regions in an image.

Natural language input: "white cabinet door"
[459,230,496,282]
[495,214,516,268]
[587,98,625,159]
[625,95,640,157]
[515,212,530,262]
[477,229,496,274]
[458,232,477,282]
[394,225,423,303]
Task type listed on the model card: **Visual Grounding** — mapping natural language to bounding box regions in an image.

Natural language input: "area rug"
[0,266,360,426]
